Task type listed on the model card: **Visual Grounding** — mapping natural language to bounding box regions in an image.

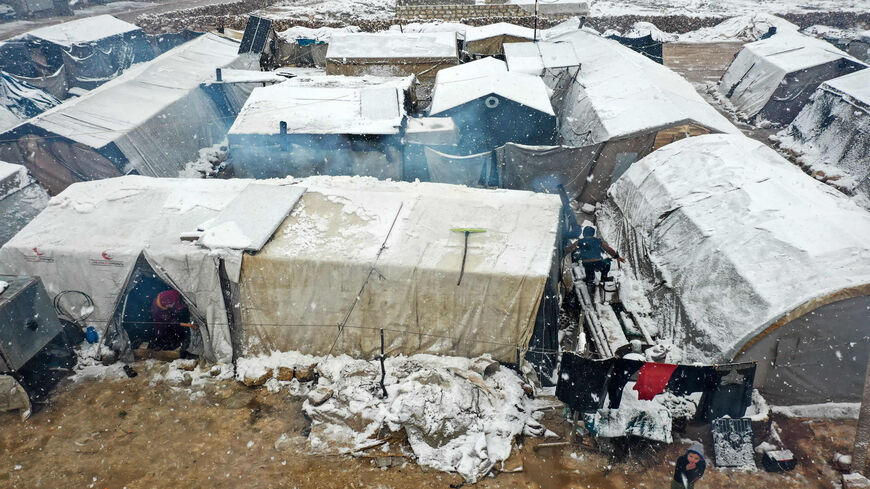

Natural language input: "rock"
[243,368,273,387]
[180,373,193,387]
[373,456,404,469]
[308,386,333,406]
[209,365,222,377]
[835,453,854,472]
[843,473,870,489]
[470,355,500,377]
[295,365,317,382]
[276,367,295,381]
[179,359,197,371]
[100,352,117,366]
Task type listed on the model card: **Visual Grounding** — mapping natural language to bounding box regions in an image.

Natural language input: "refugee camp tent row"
[777,69,870,202]
[428,58,557,154]
[325,32,459,83]
[0,15,155,100]
[0,34,260,195]
[0,161,48,247]
[718,31,867,125]
[0,175,563,382]
[597,134,870,405]
[228,75,416,180]
[552,29,740,204]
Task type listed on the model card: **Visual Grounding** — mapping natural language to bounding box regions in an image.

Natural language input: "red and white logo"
[25,246,54,263]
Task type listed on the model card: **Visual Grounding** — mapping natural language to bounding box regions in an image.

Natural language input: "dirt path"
[0,360,856,489]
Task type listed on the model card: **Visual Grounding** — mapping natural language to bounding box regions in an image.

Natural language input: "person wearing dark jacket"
[566,226,625,284]
[672,442,706,489]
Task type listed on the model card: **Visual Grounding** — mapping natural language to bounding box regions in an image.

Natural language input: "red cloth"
[632,362,679,400]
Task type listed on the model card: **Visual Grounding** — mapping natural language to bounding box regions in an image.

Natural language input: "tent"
[598,134,870,405]
[504,40,580,81]
[228,75,415,180]
[429,58,556,153]
[718,31,867,124]
[0,70,60,132]
[551,29,740,204]
[274,25,360,68]
[0,161,48,247]
[464,23,534,58]
[0,175,563,380]
[776,69,870,201]
[0,34,259,195]
[0,15,155,98]
[325,32,459,83]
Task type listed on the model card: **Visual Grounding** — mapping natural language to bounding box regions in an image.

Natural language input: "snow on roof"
[326,32,457,60]
[602,134,870,362]
[0,160,26,198]
[823,69,870,107]
[552,30,739,144]
[387,22,469,39]
[465,22,535,43]
[277,25,360,43]
[281,73,415,91]
[718,31,866,118]
[229,80,405,136]
[26,15,141,46]
[21,34,250,149]
[212,69,287,84]
[504,41,581,75]
[678,13,798,43]
[429,59,554,116]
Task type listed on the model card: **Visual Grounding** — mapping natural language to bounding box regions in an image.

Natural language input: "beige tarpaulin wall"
[239,178,561,362]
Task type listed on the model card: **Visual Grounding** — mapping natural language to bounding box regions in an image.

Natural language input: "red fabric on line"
[633,362,679,400]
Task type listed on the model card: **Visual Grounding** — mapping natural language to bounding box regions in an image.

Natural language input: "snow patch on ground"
[68,342,127,383]
[771,403,860,419]
[261,0,395,22]
[299,353,541,483]
[590,0,870,17]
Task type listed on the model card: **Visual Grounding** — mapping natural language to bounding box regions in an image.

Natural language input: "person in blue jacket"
[672,443,707,489]
[567,226,625,284]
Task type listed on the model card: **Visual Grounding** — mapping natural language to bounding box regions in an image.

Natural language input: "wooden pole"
[852,342,870,474]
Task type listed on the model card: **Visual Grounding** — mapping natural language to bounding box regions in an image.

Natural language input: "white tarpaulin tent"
[240,176,562,363]
[325,32,458,82]
[776,69,870,202]
[718,31,866,124]
[0,176,305,363]
[1,175,562,370]
[550,29,739,203]
[0,34,259,195]
[598,134,870,404]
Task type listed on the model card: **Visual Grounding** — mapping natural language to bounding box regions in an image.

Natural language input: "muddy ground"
[0,361,858,489]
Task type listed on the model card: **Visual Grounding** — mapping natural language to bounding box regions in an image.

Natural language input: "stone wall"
[395,3,575,21]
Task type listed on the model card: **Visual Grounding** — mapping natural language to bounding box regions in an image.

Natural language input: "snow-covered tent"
[0,161,48,247]
[552,29,740,204]
[0,175,562,379]
[274,25,360,68]
[429,58,556,153]
[504,41,580,79]
[598,134,870,405]
[718,31,867,124]
[464,23,535,58]
[325,32,459,83]
[776,70,870,201]
[228,75,415,180]
[0,71,60,133]
[0,34,259,195]
[0,15,155,98]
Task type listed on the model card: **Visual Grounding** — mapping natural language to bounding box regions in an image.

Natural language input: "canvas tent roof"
[0,160,49,247]
[326,32,458,60]
[465,23,535,43]
[0,175,561,365]
[504,41,581,75]
[599,134,870,363]
[25,15,141,46]
[776,69,870,196]
[280,73,415,90]
[229,79,407,136]
[429,58,554,116]
[552,30,739,145]
[0,34,257,181]
[825,68,870,106]
[718,32,866,119]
